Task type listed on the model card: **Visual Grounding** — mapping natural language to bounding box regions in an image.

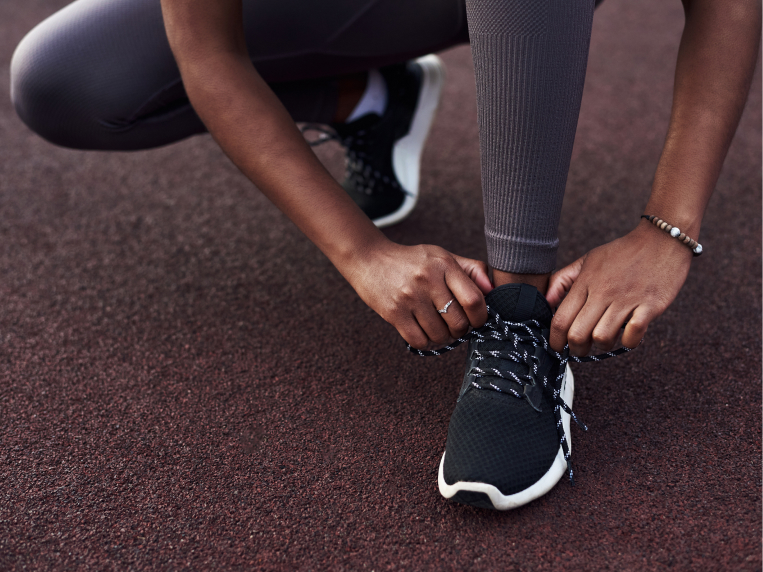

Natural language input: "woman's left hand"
[546,220,695,356]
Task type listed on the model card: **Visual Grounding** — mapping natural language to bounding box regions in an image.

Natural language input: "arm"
[160,0,492,348]
[547,0,760,354]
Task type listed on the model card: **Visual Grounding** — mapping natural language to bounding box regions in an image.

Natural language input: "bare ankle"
[492,269,551,296]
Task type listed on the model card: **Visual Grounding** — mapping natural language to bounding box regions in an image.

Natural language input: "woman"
[10,0,760,509]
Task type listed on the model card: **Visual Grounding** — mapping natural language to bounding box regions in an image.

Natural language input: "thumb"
[546,256,585,309]
[451,254,493,295]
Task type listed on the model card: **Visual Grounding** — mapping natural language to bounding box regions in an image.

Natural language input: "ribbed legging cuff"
[485,228,559,275]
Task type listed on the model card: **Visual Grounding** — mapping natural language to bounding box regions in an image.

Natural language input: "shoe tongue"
[485,284,552,327]
[479,285,554,408]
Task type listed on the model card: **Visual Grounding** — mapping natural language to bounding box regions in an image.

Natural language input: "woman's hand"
[546,220,694,356]
[346,242,493,349]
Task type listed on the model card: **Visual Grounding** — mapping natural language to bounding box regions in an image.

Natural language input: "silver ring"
[438,299,454,314]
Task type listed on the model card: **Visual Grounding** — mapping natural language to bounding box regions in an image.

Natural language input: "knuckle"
[432,331,450,345]
[600,282,618,299]
[591,330,613,346]
[449,314,470,336]
[381,299,402,320]
[398,286,416,302]
[433,256,453,273]
[628,316,648,332]
[412,269,429,284]
[460,293,483,312]
[567,328,587,346]
[407,332,428,350]
[550,319,567,337]
[591,332,607,344]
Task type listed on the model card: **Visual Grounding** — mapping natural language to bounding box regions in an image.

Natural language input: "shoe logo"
[523,381,543,412]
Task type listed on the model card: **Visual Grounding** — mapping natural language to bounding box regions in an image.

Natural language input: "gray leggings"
[10,0,595,274]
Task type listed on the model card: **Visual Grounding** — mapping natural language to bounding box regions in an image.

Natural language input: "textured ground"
[1,1,760,570]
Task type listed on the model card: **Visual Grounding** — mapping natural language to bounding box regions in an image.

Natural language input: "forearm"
[161,0,388,279]
[187,60,388,271]
[645,0,760,237]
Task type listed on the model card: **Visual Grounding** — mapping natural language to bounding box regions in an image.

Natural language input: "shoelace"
[300,123,405,197]
[408,305,634,484]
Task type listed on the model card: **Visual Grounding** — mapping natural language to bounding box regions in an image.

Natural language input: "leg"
[439,0,597,511]
[468,0,594,280]
[10,0,467,151]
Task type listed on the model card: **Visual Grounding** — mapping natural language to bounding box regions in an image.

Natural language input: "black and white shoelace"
[408,305,634,484]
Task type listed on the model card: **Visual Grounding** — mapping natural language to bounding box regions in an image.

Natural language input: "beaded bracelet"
[641,215,703,256]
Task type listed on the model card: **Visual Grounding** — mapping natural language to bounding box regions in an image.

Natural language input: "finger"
[397,316,430,350]
[546,256,585,308]
[413,304,454,346]
[435,297,472,340]
[452,254,493,295]
[549,284,588,352]
[621,306,651,348]
[591,304,637,352]
[444,263,488,328]
[566,298,610,357]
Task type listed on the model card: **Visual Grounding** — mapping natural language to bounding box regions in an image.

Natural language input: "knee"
[11,19,94,149]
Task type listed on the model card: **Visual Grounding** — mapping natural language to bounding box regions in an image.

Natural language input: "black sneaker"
[408,283,633,510]
[305,55,445,228]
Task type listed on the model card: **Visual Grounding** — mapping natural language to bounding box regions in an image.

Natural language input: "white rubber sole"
[438,364,575,510]
[373,54,446,228]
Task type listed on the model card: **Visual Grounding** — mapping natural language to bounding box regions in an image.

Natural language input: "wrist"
[327,225,395,286]
[640,215,703,256]
[643,191,704,240]
[634,218,696,263]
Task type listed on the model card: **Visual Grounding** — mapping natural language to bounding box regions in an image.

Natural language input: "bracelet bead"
[641,214,703,257]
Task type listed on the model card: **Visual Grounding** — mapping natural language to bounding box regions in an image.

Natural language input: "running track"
[1,1,760,570]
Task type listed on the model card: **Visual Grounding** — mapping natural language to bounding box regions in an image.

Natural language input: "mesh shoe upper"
[442,284,564,496]
[443,386,561,495]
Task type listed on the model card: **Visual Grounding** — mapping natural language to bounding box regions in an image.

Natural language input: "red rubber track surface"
[1,1,760,570]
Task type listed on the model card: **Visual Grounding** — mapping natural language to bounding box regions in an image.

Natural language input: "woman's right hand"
[345,242,493,349]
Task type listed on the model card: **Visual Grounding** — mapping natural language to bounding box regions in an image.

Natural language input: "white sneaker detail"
[373,54,445,228]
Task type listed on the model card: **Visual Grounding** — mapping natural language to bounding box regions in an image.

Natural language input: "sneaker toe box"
[442,388,560,496]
